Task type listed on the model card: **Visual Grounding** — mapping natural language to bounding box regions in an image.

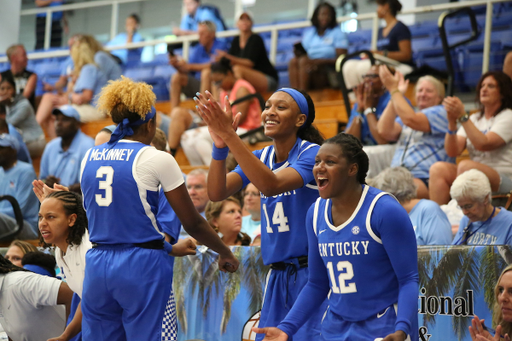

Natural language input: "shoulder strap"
[313,197,322,236]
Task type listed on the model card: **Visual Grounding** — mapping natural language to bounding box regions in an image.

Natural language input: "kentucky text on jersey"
[88,148,135,162]
[260,190,297,199]
[318,241,370,257]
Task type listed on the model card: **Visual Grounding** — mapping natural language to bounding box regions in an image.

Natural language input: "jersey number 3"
[262,202,290,233]
[326,261,357,294]
[95,166,114,207]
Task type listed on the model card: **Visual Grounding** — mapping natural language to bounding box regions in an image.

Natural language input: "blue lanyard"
[456,206,496,245]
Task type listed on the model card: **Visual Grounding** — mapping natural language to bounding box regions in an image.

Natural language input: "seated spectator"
[0,255,73,341]
[205,197,251,246]
[0,44,37,109]
[22,251,57,277]
[242,183,261,240]
[451,169,512,245]
[4,240,38,267]
[0,135,39,239]
[179,168,209,239]
[94,124,116,145]
[36,40,108,139]
[0,103,32,163]
[43,34,81,94]
[345,65,391,145]
[430,71,512,204]
[342,0,413,90]
[469,265,512,341]
[170,21,227,109]
[371,167,452,245]
[377,67,454,199]
[173,0,226,36]
[0,78,46,158]
[216,12,278,94]
[39,105,95,191]
[105,14,144,64]
[289,2,348,91]
[180,59,262,165]
[35,0,64,50]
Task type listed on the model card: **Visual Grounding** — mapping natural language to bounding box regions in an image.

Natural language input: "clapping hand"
[469,315,511,341]
[33,179,69,203]
[379,65,400,92]
[443,96,465,123]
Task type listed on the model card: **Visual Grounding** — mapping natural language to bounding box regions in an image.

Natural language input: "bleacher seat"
[123,66,154,82]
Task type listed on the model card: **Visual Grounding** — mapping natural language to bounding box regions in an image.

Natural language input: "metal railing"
[1,0,509,74]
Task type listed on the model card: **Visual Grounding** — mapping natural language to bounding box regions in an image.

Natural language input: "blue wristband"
[447,129,458,135]
[212,144,229,160]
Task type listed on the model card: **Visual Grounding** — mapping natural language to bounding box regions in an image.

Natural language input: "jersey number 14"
[262,202,290,233]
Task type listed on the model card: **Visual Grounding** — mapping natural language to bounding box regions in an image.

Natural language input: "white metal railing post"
[183,40,190,62]
[234,0,243,22]
[307,0,317,19]
[270,28,278,64]
[482,0,493,73]
[44,9,52,50]
[371,13,379,51]
[110,1,119,40]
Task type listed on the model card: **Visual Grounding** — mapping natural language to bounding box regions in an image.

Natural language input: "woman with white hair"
[377,66,454,199]
[451,169,512,245]
[372,167,452,245]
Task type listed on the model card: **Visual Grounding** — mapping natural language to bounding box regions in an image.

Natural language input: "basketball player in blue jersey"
[253,133,419,341]
[79,77,239,341]
[194,88,326,341]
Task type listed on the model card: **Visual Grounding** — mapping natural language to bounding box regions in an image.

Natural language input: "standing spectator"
[451,169,512,246]
[289,2,348,91]
[35,0,64,50]
[372,167,453,245]
[106,14,144,65]
[377,67,453,199]
[216,12,278,94]
[0,135,39,240]
[0,45,37,109]
[0,103,32,164]
[429,71,512,204]
[242,183,261,240]
[170,21,227,109]
[4,240,38,267]
[173,0,226,36]
[345,65,391,145]
[205,197,251,246]
[0,78,46,158]
[39,105,95,191]
[36,40,108,139]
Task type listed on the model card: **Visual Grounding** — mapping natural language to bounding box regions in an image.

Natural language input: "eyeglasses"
[213,79,223,86]
[362,73,379,79]
[457,203,475,211]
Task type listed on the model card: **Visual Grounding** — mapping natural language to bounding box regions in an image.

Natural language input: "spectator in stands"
[35,0,64,50]
[429,71,512,205]
[217,12,279,94]
[173,0,226,36]
[371,167,453,245]
[4,240,38,267]
[342,0,413,90]
[186,168,209,218]
[0,78,46,158]
[0,44,37,109]
[94,124,116,146]
[242,183,261,240]
[36,40,108,139]
[0,255,74,341]
[170,20,227,109]
[180,59,262,165]
[470,265,512,341]
[377,67,453,199]
[43,34,80,93]
[0,134,39,240]
[345,65,391,145]
[22,251,57,277]
[451,169,512,245]
[0,103,32,164]
[39,105,95,191]
[106,14,144,64]
[288,2,348,91]
[205,197,251,246]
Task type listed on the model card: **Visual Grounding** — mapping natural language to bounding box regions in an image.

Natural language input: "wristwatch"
[458,113,470,123]
[364,107,376,116]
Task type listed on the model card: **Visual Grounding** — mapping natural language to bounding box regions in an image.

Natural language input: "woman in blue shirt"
[289,2,347,91]
[106,14,144,64]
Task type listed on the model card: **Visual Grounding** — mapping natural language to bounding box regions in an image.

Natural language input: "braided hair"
[40,191,88,248]
[0,255,28,274]
[323,133,369,184]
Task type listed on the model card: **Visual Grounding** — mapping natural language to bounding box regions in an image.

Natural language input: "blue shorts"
[322,304,414,341]
[81,245,177,341]
[256,266,327,341]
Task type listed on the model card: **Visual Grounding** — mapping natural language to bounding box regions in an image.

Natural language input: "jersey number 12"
[326,261,357,294]
[95,166,114,207]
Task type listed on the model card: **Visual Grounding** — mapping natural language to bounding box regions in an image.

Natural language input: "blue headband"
[24,264,54,277]
[276,88,309,120]
[108,107,156,146]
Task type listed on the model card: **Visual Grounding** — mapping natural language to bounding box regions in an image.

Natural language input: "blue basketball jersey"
[80,142,165,244]
[233,138,320,265]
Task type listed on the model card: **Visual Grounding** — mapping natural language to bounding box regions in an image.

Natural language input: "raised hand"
[379,65,399,92]
[251,327,289,341]
[355,84,365,110]
[443,96,465,123]
[397,71,409,95]
[32,180,69,203]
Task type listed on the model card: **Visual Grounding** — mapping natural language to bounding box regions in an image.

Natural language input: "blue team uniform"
[278,186,419,341]
[233,137,326,341]
[80,141,182,341]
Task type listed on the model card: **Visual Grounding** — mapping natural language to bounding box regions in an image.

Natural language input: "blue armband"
[212,144,229,160]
